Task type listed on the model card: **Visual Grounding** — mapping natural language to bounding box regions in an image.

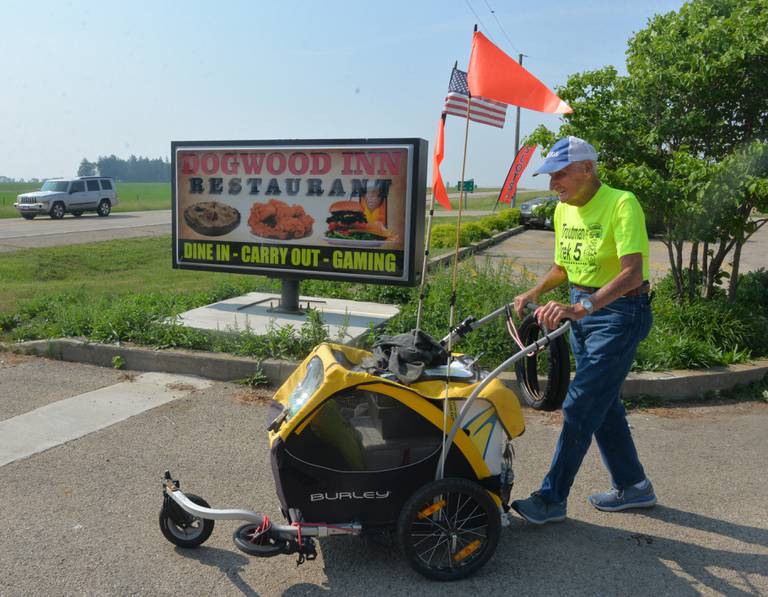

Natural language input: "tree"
[699,141,768,300]
[93,154,170,182]
[527,0,768,302]
[77,158,97,176]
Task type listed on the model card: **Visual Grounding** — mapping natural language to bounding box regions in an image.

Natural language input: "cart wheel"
[397,478,501,581]
[159,493,215,548]
[233,523,290,557]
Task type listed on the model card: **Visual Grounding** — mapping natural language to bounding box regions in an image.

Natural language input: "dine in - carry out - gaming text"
[172,138,427,286]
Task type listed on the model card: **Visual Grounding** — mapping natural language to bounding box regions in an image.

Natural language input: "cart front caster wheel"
[159,493,215,548]
[397,477,501,581]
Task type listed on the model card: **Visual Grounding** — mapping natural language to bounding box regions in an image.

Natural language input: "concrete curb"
[9,338,767,402]
[12,338,298,383]
[499,360,768,401]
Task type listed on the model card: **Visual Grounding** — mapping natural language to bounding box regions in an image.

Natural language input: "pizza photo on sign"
[324,200,396,246]
[184,201,241,237]
[247,199,314,240]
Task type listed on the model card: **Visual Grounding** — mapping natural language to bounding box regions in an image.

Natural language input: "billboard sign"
[172,139,427,285]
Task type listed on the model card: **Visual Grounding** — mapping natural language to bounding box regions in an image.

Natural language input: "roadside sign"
[171,139,427,285]
[457,179,475,192]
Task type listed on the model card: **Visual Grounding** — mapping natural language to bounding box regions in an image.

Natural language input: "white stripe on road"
[0,372,211,467]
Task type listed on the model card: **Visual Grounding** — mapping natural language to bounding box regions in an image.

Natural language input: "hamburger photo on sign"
[324,192,396,246]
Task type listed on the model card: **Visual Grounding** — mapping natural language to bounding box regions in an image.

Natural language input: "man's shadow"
[638,504,768,549]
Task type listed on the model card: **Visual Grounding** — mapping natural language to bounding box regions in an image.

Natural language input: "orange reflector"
[453,539,481,561]
[417,500,446,519]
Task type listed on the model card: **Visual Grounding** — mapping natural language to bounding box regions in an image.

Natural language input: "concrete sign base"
[175,292,399,344]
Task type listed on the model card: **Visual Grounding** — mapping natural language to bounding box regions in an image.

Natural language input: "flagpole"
[447,59,472,361]
[512,53,525,208]
[415,113,446,332]
[439,28,475,480]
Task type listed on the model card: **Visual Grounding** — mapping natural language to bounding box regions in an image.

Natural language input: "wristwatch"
[579,297,595,315]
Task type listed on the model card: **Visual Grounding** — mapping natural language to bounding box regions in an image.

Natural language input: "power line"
[481,0,522,55]
[462,0,496,44]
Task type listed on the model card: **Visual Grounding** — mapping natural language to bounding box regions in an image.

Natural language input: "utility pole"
[512,53,525,208]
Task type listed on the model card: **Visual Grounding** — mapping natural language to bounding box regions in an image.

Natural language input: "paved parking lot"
[1,353,766,596]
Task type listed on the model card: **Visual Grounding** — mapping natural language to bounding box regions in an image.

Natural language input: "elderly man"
[511,136,655,524]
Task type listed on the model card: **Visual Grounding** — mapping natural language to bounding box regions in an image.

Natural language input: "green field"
[0,235,269,313]
[0,182,171,218]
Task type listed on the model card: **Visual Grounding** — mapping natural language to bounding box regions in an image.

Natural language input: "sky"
[0,0,686,190]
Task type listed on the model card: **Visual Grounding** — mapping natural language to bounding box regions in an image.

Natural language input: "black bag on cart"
[363,330,449,384]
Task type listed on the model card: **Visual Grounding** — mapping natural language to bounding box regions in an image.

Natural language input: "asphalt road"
[1,353,766,596]
[0,210,171,253]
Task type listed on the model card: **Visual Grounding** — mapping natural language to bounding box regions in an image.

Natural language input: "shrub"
[430,224,458,248]
[459,222,487,245]
[495,208,520,228]
[634,274,755,370]
[479,215,506,233]
[532,201,556,221]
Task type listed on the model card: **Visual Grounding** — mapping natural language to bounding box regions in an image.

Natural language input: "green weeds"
[1,237,766,372]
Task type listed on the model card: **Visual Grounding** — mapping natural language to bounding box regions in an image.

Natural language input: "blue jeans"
[539,288,653,504]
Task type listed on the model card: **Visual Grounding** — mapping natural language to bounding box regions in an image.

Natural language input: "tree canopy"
[528,0,768,302]
[76,155,170,182]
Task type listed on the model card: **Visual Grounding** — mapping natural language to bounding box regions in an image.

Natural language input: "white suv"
[14,176,119,220]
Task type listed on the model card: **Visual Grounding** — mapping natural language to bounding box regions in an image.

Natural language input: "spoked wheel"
[159,493,215,548]
[234,522,292,557]
[397,478,501,581]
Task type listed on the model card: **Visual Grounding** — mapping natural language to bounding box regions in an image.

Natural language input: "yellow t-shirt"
[553,184,649,287]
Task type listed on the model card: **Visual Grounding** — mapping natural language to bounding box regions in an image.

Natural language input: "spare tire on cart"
[513,313,570,411]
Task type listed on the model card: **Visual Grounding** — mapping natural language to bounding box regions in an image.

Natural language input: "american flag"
[444,67,507,128]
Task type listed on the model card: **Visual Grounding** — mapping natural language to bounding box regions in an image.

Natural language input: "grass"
[0,236,277,313]
[3,230,765,372]
[0,182,170,218]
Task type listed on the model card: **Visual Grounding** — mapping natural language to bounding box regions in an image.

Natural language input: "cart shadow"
[174,545,260,597]
[281,513,767,595]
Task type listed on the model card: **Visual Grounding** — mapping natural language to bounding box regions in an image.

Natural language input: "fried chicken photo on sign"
[247,199,314,240]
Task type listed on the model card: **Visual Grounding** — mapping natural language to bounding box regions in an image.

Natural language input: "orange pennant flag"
[467,32,572,114]
[432,115,452,210]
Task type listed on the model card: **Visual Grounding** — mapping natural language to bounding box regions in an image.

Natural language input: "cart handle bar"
[440,302,540,347]
[436,317,571,480]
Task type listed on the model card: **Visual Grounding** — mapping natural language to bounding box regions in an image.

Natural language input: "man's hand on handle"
[535,300,587,330]
[513,290,540,319]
